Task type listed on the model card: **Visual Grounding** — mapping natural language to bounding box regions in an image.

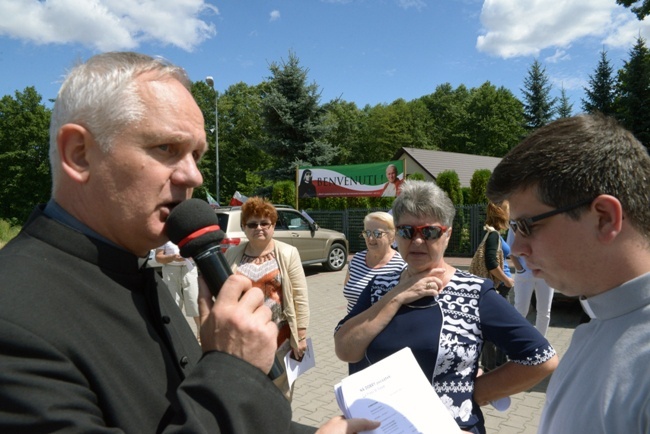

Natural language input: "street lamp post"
[205,76,219,204]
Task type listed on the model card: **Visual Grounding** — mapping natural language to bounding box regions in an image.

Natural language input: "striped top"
[343,250,406,312]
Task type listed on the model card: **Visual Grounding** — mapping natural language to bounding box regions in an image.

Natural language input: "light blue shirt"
[539,272,650,433]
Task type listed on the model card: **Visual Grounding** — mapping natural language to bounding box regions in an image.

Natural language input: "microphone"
[166,198,231,298]
[165,198,284,380]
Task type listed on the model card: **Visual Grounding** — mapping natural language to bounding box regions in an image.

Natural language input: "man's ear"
[57,124,93,183]
[592,194,623,244]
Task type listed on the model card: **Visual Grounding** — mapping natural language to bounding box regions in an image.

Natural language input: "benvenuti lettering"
[316,175,379,187]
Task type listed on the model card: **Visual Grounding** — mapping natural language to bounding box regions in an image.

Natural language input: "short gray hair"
[49,52,191,189]
[392,180,456,227]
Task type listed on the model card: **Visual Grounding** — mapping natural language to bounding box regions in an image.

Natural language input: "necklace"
[244,241,274,258]
[404,296,439,309]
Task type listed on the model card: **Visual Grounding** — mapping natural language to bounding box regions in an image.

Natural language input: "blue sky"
[1,0,649,111]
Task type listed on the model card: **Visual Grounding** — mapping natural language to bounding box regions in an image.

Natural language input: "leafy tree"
[259,51,337,182]
[468,169,492,204]
[615,36,650,149]
[419,83,471,153]
[436,170,463,205]
[271,180,295,205]
[322,99,364,165]
[521,60,557,130]
[460,82,526,156]
[355,99,433,164]
[191,80,219,200]
[461,187,472,205]
[407,172,426,181]
[582,50,616,116]
[0,87,51,224]
[193,80,271,202]
[617,0,650,19]
[557,86,573,118]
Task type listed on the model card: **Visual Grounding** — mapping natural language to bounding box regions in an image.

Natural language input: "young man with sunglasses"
[487,113,650,433]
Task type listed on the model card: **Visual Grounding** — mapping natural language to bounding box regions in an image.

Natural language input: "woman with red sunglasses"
[334,180,558,434]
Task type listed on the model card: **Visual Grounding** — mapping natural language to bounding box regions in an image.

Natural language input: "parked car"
[214,205,348,272]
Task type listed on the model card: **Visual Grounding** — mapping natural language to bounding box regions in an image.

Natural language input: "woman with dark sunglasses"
[224,197,309,402]
[334,180,558,434]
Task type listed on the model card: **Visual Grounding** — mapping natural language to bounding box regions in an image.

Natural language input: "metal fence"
[307,204,488,257]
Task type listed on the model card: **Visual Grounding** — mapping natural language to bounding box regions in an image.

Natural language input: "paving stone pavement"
[289,257,583,433]
[183,256,582,432]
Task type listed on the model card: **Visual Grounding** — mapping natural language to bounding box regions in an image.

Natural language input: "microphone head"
[165,198,225,257]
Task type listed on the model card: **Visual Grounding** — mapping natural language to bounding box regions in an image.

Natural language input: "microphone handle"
[192,245,285,380]
[193,244,232,298]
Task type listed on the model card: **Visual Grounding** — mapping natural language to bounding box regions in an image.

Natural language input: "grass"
[0,219,21,249]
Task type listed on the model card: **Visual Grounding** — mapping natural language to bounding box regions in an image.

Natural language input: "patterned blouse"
[337,268,556,434]
[237,252,289,345]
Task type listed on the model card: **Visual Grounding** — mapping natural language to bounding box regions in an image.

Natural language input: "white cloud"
[551,75,586,92]
[545,48,570,64]
[270,10,281,22]
[475,0,643,58]
[602,10,650,48]
[397,0,426,10]
[0,0,218,51]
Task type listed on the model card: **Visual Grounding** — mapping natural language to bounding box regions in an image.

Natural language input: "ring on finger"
[426,282,434,290]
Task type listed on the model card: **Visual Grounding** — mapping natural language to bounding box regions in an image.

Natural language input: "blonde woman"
[343,211,406,313]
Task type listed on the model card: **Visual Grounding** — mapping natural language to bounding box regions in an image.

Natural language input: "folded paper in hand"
[334,347,459,433]
[284,338,316,389]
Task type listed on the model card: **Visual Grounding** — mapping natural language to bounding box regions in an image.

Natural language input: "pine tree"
[557,86,573,118]
[259,51,337,182]
[616,36,650,149]
[582,50,616,115]
[521,60,557,130]
[617,0,650,20]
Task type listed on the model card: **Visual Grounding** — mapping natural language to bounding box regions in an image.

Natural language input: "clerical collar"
[43,199,150,267]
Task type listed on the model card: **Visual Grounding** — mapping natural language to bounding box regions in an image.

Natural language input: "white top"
[159,241,194,270]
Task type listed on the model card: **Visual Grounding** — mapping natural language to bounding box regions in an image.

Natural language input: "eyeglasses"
[509,199,594,237]
[361,229,389,239]
[396,225,448,241]
[245,221,272,230]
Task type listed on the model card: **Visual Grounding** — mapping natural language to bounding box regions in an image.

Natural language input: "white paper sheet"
[334,347,460,434]
[284,337,316,389]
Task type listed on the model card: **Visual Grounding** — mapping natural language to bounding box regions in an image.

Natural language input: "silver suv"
[214,205,348,272]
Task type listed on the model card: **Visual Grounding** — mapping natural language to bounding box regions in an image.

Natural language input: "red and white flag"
[229,191,248,206]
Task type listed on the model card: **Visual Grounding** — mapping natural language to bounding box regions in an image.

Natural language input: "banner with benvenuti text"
[296,161,405,198]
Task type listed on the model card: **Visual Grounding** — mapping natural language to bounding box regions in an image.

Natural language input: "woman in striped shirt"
[342,211,406,313]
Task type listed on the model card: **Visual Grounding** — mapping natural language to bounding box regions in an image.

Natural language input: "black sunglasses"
[509,199,594,237]
[396,225,448,241]
[245,221,272,229]
[360,229,389,239]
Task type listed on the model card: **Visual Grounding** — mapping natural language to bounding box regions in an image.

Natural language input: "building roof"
[393,147,502,187]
